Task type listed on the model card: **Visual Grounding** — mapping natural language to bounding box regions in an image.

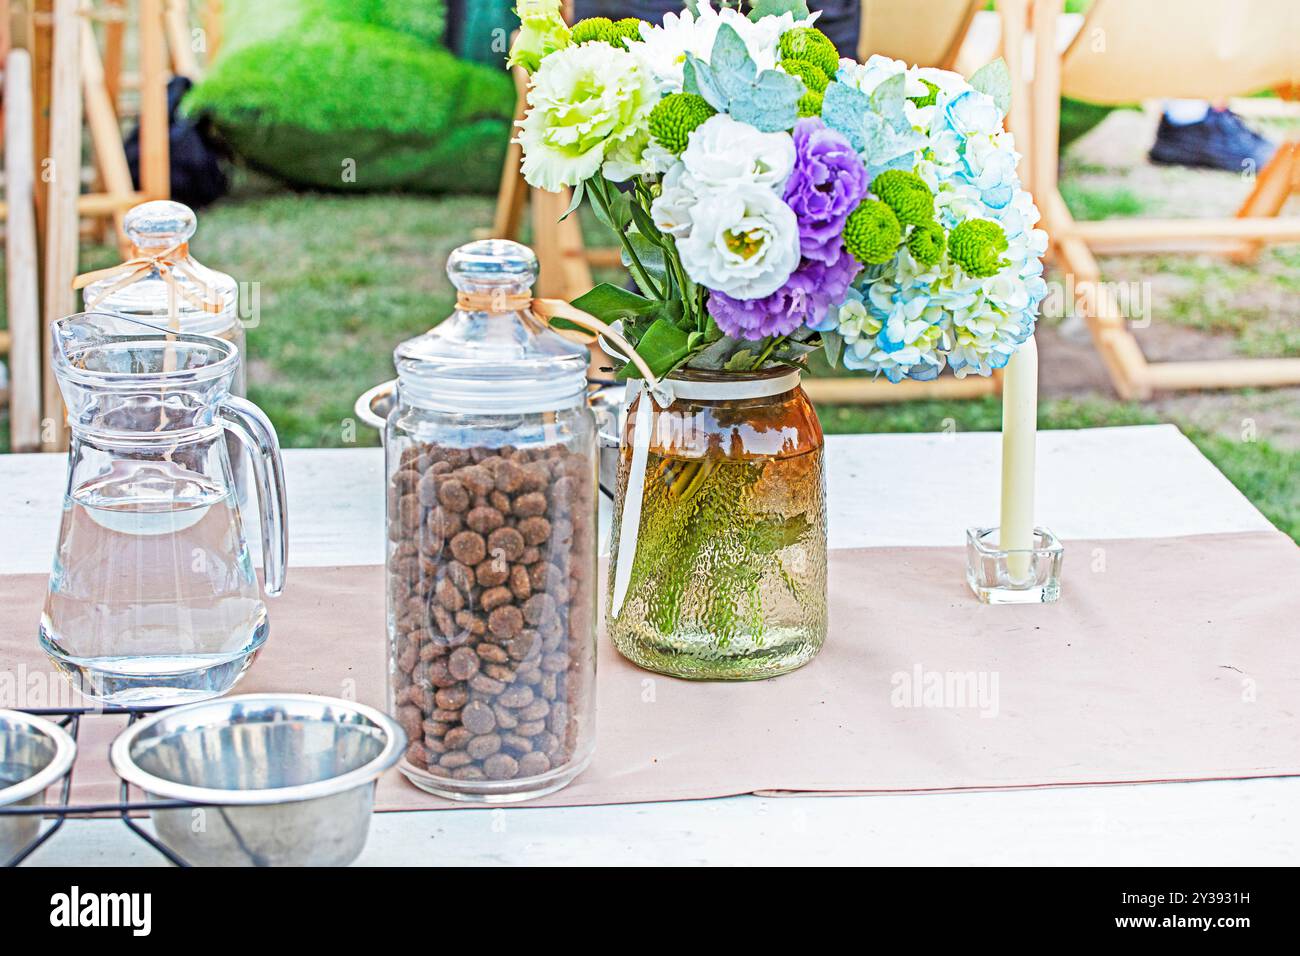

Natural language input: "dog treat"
[388,440,595,786]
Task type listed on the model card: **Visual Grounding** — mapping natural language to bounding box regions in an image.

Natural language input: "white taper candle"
[1000,335,1038,581]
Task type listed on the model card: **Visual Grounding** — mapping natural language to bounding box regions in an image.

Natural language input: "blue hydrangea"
[819,64,1047,381]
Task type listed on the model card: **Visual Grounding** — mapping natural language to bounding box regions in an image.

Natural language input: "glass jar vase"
[385,240,597,802]
[607,368,827,680]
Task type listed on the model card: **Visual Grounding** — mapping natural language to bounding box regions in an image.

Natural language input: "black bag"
[125,76,230,210]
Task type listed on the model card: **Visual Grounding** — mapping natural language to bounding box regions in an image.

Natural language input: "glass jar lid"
[394,240,589,414]
[82,200,239,335]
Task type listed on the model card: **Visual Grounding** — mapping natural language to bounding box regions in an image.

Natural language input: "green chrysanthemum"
[648,92,716,154]
[569,17,612,44]
[779,28,839,80]
[571,16,644,49]
[782,56,829,93]
[949,219,1010,278]
[844,200,902,265]
[906,220,946,267]
[797,89,824,118]
[908,78,939,108]
[611,18,645,48]
[870,169,935,227]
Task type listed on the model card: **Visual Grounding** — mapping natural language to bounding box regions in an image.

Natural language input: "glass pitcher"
[40,312,288,706]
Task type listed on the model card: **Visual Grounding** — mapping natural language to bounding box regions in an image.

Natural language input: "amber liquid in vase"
[608,444,827,680]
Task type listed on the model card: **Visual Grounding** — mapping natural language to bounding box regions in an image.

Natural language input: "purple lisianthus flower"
[709,247,862,341]
[783,118,870,264]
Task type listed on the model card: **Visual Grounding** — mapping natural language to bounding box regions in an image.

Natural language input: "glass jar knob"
[124,200,198,251]
[446,238,537,297]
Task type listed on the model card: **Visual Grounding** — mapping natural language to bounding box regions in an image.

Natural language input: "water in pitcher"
[39,459,268,705]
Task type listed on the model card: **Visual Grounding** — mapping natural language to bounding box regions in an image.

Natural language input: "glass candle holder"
[965,527,1063,605]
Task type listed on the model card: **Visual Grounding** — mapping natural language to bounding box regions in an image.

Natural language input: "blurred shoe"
[1149,108,1277,172]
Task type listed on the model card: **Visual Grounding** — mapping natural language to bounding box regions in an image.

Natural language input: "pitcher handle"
[218,396,288,597]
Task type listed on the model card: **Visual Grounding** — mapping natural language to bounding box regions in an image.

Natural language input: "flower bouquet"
[510,0,1048,679]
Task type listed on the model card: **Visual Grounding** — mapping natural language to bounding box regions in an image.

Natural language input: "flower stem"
[589,177,662,300]
[751,334,787,370]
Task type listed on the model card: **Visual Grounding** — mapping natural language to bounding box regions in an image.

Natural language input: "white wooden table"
[5,425,1295,866]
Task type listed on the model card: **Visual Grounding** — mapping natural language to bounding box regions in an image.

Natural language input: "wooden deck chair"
[1021,0,1300,399]
[858,0,982,69]
[491,61,603,302]
[489,1,614,305]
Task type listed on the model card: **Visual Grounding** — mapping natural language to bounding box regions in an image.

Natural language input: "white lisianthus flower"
[629,1,818,92]
[837,54,930,98]
[628,3,724,92]
[650,163,699,237]
[717,4,817,71]
[602,129,676,182]
[913,66,967,94]
[681,115,795,191]
[676,183,801,299]
[517,43,657,191]
[507,0,571,73]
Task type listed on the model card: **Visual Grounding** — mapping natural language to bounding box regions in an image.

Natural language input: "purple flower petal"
[709,247,862,341]
[783,119,870,265]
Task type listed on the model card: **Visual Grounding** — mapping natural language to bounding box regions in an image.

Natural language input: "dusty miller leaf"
[683,23,802,133]
[748,0,810,20]
[969,57,1012,118]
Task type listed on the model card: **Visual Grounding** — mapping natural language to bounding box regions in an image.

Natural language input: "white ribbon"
[608,370,802,618]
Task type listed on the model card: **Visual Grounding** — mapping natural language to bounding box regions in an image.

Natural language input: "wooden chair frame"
[1,0,183,450]
[1021,0,1300,399]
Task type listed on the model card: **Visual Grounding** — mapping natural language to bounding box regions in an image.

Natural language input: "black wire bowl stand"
[1,705,210,867]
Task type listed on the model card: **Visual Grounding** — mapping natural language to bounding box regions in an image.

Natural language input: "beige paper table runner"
[3,531,1298,810]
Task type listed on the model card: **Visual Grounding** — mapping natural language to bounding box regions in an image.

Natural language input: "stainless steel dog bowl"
[110,694,403,866]
[0,711,77,860]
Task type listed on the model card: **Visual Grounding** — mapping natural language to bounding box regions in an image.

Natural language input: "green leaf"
[570,283,660,324]
[589,179,631,233]
[621,229,668,297]
[820,330,843,369]
[969,57,1012,118]
[748,0,810,21]
[624,317,692,380]
[558,179,585,222]
[724,347,759,371]
[627,200,664,249]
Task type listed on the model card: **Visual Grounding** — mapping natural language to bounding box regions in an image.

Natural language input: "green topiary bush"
[186,5,513,194]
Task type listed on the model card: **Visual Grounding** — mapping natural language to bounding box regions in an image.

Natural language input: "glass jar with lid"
[83,200,247,490]
[386,239,597,802]
[82,200,243,386]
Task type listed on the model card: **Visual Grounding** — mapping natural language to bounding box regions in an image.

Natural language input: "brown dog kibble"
[387,440,593,790]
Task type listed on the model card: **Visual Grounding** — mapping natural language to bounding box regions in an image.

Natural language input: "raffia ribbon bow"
[73,244,224,322]
[454,290,670,616]
[455,291,660,386]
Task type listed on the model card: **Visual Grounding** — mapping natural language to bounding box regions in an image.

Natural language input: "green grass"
[183,187,497,448]
[1186,432,1300,542]
[1124,247,1300,357]
[820,395,1158,435]
[1059,183,1148,221]
[2,182,1295,542]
